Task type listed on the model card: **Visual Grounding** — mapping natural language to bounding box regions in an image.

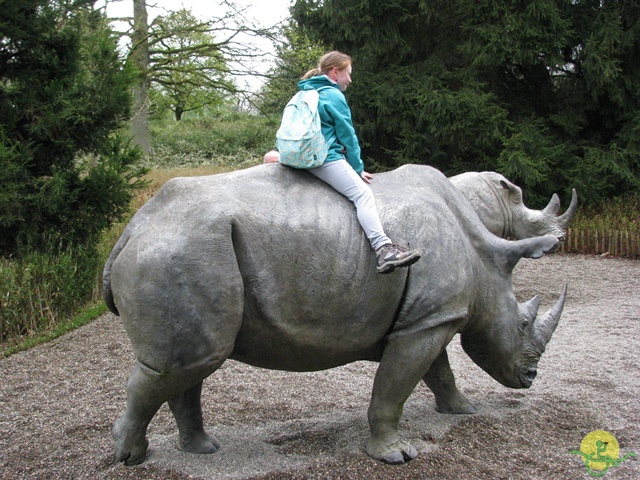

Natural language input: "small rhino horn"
[534,284,568,346]
[523,296,541,319]
[558,189,579,228]
[542,193,561,215]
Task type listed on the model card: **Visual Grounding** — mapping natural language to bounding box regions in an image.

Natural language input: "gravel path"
[1,254,639,479]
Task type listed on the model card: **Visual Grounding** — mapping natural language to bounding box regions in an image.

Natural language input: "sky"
[99,0,294,91]
[102,0,292,27]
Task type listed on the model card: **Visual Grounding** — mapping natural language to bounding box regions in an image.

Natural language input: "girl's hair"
[301,51,352,79]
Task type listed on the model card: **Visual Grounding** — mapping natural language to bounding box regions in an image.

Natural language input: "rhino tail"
[102,228,131,317]
[502,235,559,272]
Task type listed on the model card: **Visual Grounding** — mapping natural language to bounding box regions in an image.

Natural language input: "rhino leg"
[366,323,457,464]
[422,348,477,414]
[112,364,165,465]
[168,380,220,454]
[113,358,228,465]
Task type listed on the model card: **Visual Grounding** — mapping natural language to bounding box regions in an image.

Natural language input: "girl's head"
[302,51,353,91]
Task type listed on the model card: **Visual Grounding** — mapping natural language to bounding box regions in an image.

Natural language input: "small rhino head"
[499,177,578,243]
[460,285,567,389]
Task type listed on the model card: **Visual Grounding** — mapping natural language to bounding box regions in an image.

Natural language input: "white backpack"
[276,87,331,169]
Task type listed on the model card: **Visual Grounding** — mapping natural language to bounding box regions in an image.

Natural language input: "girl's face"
[329,64,352,91]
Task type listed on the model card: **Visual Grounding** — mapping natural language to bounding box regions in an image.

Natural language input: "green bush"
[0,3,142,255]
[149,113,278,168]
[0,242,101,345]
[571,193,640,233]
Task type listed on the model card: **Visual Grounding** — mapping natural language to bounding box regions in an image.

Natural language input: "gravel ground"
[1,254,639,479]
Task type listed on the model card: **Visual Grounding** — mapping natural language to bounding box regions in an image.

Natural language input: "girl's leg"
[309,159,421,273]
[309,160,390,250]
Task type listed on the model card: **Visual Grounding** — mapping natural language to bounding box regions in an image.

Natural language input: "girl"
[296,51,421,274]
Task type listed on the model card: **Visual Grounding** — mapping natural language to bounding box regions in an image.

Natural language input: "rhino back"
[109,164,486,372]
[109,166,407,371]
[225,166,409,369]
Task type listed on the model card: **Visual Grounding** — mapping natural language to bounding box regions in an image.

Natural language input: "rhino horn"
[542,193,561,215]
[557,189,578,229]
[533,284,568,347]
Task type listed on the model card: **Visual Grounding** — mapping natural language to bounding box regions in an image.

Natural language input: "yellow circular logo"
[570,430,637,477]
[579,430,620,472]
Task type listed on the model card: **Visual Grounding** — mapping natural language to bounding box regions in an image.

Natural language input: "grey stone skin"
[450,171,578,241]
[103,163,567,466]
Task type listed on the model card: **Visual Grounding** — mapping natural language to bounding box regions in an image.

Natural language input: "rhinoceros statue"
[103,164,567,465]
[449,171,578,241]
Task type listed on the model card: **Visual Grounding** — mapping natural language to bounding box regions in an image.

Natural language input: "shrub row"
[148,114,278,168]
[0,243,101,346]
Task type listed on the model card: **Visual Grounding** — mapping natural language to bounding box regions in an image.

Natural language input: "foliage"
[0,242,102,345]
[571,193,640,233]
[126,0,280,151]
[291,0,640,206]
[149,112,277,167]
[1,302,106,358]
[257,25,328,115]
[148,9,235,121]
[0,0,146,255]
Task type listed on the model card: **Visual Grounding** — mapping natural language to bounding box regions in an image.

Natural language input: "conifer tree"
[0,0,145,255]
[292,0,640,205]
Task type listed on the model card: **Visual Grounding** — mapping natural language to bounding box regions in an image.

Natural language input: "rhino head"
[449,172,578,242]
[460,285,567,388]
[458,233,568,389]
[498,177,578,242]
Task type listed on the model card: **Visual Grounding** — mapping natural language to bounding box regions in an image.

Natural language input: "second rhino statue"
[103,164,568,466]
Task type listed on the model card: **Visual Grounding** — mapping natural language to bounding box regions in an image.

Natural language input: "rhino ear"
[522,295,541,320]
[499,179,523,203]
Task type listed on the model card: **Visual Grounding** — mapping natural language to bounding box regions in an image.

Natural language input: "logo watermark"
[570,430,637,477]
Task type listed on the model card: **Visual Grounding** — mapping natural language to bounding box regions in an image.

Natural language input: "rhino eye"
[518,317,530,336]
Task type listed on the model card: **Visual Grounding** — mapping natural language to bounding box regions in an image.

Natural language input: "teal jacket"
[297,75,364,174]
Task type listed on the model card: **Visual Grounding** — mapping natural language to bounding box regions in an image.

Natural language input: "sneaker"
[376,243,421,274]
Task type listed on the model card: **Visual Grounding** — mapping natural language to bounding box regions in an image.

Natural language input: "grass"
[570,193,640,233]
[1,243,101,348]
[1,302,107,358]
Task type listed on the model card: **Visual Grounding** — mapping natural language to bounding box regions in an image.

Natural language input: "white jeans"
[309,160,391,251]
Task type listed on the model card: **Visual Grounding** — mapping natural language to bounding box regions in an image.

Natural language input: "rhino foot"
[434,390,477,415]
[367,438,418,465]
[178,431,221,454]
[112,415,149,466]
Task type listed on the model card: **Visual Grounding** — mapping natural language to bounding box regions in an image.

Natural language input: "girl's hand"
[361,171,374,184]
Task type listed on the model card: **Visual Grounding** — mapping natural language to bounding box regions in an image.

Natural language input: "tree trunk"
[130,0,150,155]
